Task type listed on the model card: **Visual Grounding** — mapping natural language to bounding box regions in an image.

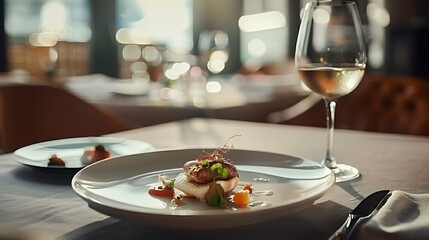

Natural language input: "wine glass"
[295,1,367,182]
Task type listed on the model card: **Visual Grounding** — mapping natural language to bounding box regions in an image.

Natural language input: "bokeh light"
[122,44,141,61]
[247,39,266,57]
[206,80,222,93]
[239,11,286,32]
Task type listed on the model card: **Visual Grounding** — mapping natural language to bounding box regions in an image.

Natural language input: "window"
[116,0,193,53]
[240,0,288,71]
[6,0,90,42]
[115,0,193,80]
[5,0,91,81]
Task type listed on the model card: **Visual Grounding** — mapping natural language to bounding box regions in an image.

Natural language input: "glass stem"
[323,98,337,169]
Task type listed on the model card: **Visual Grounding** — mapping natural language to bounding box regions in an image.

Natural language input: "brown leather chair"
[275,74,429,136]
[0,82,135,153]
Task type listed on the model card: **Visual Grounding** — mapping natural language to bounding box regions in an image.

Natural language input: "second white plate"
[14,137,155,169]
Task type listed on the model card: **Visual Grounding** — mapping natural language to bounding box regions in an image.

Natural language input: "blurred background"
[1,0,429,81]
[1,0,429,153]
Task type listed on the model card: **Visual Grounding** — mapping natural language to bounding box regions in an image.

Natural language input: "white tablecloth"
[1,118,429,239]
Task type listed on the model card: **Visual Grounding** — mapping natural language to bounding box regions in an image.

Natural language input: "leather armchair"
[276,74,429,136]
[0,82,135,153]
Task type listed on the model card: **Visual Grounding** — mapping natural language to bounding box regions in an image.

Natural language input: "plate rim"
[71,148,335,229]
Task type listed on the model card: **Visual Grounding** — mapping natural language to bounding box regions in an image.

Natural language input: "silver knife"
[329,190,391,240]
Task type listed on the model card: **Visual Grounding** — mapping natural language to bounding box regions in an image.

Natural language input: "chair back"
[0,82,135,153]
[279,74,429,136]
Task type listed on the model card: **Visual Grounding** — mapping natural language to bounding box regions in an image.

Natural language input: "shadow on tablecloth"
[61,200,350,240]
[12,165,76,186]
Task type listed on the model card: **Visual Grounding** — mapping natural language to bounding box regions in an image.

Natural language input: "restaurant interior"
[1,1,429,240]
[1,0,428,154]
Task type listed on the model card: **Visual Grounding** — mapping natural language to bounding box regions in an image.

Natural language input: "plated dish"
[72,148,335,229]
[14,137,154,169]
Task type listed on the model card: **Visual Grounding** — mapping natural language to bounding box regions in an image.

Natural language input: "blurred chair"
[269,74,429,136]
[0,82,136,153]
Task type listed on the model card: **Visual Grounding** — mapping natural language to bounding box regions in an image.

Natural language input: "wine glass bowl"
[295,1,367,182]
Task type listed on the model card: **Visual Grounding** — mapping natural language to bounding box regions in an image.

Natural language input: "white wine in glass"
[295,1,367,182]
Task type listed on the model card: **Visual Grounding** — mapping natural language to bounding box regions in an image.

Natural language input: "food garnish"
[242,184,253,193]
[232,190,251,206]
[148,187,174,197]
[92,144,111,161]
[81,144,111,165]
[148,175,175,197]
[48,154,65,166]
[204,162,230,207]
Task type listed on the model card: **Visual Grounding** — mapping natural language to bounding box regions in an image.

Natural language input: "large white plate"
[14,137,155,169]
[72,148,335,229]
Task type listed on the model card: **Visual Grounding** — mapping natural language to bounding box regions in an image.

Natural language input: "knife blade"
[329,190,391,240]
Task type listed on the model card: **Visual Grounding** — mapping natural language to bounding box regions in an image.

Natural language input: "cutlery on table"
[329,190,391,240]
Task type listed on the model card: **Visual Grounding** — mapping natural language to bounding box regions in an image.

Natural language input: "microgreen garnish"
[159,175,175,189]
[211,163,228,179]
[165,178,175,189]
[202,159,209,167]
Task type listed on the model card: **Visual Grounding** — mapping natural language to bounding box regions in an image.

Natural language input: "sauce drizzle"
[253,190,274,196]
[253,177,270,182]
[248,200,272,207]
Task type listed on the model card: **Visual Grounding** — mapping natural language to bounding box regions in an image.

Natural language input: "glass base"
[329,164,360,182]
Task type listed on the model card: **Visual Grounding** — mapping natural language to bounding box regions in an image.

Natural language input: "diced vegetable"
[232,190,250,206]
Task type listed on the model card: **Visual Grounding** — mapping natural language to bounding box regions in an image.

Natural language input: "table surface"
[2,118,429,240]
[65,74,310,127]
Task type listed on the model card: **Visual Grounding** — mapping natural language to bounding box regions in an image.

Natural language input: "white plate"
[109,79,150,96]
[72,148,335,229]
[14,137,155,169]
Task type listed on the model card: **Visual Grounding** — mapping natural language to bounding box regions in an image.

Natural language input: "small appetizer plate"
[14,137,155,170]
[72,148,335,229]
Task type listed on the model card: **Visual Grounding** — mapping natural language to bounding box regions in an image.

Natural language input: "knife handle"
[328,214,359,240]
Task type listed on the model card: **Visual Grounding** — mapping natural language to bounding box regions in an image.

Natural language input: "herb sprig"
[203,156,230,207]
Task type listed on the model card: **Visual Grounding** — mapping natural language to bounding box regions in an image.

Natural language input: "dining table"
[64,73,311,127]
[1,118,429,240]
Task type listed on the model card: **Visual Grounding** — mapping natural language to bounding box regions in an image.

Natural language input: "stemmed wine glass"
[295,1,367,182]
